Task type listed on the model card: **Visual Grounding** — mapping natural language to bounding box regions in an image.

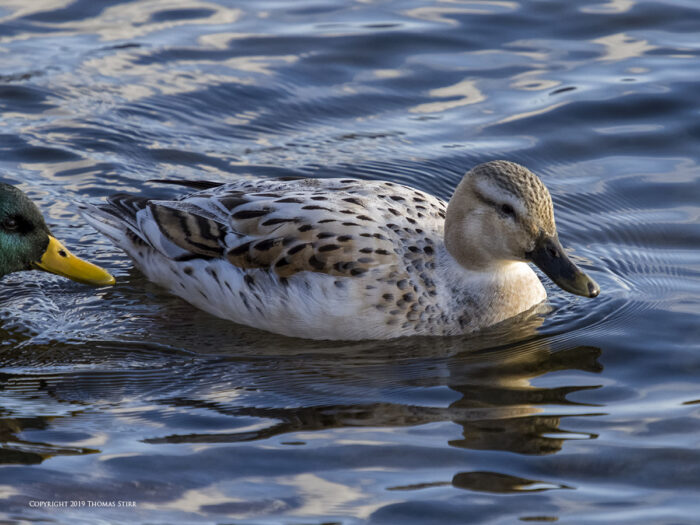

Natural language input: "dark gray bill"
[526,234,599,298]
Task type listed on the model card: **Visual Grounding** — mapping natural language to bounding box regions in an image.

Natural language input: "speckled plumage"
[82,161,557,340]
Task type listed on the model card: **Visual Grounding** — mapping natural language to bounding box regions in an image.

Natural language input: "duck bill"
[33,235,115,286]
[526,234,599,298]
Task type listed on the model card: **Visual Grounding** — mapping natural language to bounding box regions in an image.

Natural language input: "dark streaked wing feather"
[149,204,228,258]
[104,193,151,229]
[99,177,445,280]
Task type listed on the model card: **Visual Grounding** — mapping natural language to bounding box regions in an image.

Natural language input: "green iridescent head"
[0,183,115,285]
[0,183,52,277]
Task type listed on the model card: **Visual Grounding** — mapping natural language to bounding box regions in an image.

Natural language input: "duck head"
[0,183,115,285]
[445,160,599,298]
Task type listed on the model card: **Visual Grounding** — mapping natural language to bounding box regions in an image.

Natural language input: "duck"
[81,160,599,340]
[0,183,115,286]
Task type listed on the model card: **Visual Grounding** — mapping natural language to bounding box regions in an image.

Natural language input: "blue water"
[1,1,699,523]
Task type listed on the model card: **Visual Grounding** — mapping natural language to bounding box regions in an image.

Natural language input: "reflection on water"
[0,334,604,518]
[1,0,699,523]
[390,471,572,494]
[136,343,603,453]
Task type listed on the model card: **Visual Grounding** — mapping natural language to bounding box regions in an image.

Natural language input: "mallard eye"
[3,217,18,231]
[500,203,516,219]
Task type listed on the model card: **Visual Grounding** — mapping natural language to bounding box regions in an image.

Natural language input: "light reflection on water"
[0,0,699,523]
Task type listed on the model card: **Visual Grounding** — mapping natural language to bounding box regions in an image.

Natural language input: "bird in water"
[82,160,599,340]
[0,183,115,286]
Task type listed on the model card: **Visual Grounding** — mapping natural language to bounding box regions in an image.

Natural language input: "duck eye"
[500,203,516,218]
[3,217,18,231]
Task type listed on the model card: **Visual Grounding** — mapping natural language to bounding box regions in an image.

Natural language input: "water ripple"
[1,0,699,523]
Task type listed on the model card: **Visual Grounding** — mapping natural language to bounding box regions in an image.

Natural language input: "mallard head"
[0,183,115,286]
[445,160,599,298]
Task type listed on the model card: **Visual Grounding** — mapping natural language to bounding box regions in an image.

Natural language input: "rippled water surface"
[1,1,699,523]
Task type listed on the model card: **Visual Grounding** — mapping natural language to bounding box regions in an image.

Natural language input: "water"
[0,0,699,523]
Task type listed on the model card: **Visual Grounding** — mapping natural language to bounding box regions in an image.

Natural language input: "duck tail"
[78,199,149,249]
[146,179,224,190]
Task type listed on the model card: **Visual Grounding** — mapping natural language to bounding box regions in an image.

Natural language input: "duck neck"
[438,243,513,287]
[444,187,493,271]
[436,244,546,330]
[443,222,498,272]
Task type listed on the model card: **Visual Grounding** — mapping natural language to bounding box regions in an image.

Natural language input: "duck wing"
[84,176,447,280]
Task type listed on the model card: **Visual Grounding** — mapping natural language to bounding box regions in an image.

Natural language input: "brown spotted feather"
[163,178,446,283]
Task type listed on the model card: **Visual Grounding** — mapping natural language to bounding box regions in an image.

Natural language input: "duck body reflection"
[0,311,604,519]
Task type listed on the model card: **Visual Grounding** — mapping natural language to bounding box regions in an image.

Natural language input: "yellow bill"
[34,235,115,286]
